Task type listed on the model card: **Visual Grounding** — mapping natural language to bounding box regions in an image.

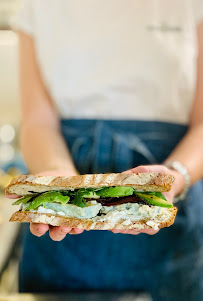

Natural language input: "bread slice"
[6,173,175,196]
[10,206,177,230]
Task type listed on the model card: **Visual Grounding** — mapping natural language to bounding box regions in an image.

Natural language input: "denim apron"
[19,120,203,301]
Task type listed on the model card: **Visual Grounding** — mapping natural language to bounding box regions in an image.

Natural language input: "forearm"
[164,123,203,185]
[21,124,77,174]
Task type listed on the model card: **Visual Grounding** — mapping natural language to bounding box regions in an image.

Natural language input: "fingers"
[68,228,84,235]
[139,228,159,235]
[123,165,169,174]
[30,223,157,239]
[30,223,84,240]
[49,226,72,241]
[5,193,21,199]
[49,226,84,241]
[30,223,49,237]
[111,229,141,235]
[162,190,174,204]
[111,228,159,235]
[122,165,167,235]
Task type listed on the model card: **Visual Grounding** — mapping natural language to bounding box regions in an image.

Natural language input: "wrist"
[167,169,185,197]
[164,161,191,201]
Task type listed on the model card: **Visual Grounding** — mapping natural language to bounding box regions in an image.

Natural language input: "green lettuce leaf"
[12,195,35,206]
[25,191,70,211]
[72,190,87,208]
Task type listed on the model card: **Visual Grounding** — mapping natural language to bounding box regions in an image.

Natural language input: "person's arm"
[16,32,83,240]
[164,21,203,186]
[113,22,203,235]
[19,32,77,175]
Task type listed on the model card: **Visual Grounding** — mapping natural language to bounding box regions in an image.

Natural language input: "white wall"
[0,30,20,125]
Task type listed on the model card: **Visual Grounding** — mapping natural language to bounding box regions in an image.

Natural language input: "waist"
[60,119,188,174]
[60,119,188,136]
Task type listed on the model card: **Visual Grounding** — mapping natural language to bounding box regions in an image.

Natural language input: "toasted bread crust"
[10,207,177,230]
[6,173,175,196]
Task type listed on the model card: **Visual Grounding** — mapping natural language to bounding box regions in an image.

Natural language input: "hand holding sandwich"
[33,169,85,239]
[6,165,182,241]
[112,164,184,235]
[7,168,85,241]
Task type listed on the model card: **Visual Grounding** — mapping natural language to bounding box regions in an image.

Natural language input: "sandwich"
[6,173,177,231]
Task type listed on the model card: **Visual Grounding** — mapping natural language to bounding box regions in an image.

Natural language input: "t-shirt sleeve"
[10,0,34,35]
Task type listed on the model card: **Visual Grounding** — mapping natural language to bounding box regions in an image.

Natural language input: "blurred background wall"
[0,0,21,125]
[0,0,25,295]
[0,0,26,176]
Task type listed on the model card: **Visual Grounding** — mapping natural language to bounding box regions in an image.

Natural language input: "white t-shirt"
[12,0,203,125]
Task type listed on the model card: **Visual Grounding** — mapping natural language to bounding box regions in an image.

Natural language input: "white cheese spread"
[23,201,102,219]
[23,201,170,230]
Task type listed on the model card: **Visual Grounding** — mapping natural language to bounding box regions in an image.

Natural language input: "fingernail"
[60,228,71,234]
[74,228,83,233]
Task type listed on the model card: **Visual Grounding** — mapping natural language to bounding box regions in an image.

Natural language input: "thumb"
[5,192,20,199]
[123,165,169,174]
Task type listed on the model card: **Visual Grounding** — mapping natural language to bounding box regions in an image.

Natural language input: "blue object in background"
[1,151,28,174]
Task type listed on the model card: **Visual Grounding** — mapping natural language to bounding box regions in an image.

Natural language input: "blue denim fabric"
[19,120,203,301]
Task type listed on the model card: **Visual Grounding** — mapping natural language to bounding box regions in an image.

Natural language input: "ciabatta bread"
[6,172,175,196]
[10,207,177,230]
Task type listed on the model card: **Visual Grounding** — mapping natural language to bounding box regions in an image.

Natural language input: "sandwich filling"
[13,187,173,230]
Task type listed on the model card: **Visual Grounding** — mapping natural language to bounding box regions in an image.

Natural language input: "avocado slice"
[12,195,34,206]
[25,191,70,211]
[73,190,100,207]
[81,190,100,199]
[134,192,173,208]
[97,186,134,198]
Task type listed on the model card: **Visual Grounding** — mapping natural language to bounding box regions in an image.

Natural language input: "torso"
[28,0,200,123]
